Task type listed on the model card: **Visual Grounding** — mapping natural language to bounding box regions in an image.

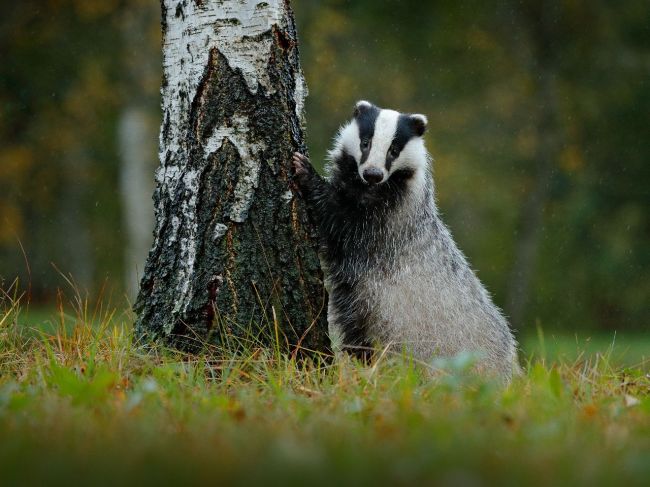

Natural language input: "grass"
[521,329,649,370]
[1,287,649,486]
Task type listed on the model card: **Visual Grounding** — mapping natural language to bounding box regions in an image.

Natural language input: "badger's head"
[329,100,429,188]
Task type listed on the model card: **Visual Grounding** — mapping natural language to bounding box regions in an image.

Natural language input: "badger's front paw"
[292,152,311,176]
[292,152,314,192]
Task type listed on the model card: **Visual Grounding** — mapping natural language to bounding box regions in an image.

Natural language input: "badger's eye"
[360,140,369,150]
[389,147,400,158]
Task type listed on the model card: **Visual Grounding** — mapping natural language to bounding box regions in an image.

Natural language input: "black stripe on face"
[354,103,380,164]
[385,114,419,171]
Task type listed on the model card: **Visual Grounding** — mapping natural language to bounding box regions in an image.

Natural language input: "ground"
[0,296,648,486]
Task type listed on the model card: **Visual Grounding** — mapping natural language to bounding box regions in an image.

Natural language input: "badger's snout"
[362,167,384,185]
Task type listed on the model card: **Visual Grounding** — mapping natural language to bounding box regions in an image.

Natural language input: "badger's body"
[293,101,519,381]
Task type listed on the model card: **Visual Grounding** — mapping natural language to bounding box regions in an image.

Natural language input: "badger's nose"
[362,167,384,185]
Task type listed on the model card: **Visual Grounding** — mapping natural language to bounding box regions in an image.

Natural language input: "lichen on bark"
[135,0,329,354]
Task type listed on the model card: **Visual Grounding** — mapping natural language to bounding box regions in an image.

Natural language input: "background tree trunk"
[118,1,158,299]
[134,0,328,354]
[505,0,562,328]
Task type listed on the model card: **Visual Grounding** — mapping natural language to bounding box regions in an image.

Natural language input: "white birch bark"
[135,0,328,353]
[157,0,294,320]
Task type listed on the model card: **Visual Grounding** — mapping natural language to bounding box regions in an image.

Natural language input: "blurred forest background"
[0,0,647,334]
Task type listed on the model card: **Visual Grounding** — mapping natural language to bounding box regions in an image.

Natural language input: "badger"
[292,100,520,381]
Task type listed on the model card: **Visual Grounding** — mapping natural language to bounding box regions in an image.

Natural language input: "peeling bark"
[135,0,328,354]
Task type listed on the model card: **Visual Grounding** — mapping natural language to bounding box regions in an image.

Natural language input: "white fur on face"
[358,109,399,182]
[392,137,429,191]
[327,121,360,167]
[393,137,427,172]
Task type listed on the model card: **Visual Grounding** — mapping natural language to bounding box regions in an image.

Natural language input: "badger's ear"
[353,100,374,117]
[410,114,428,136]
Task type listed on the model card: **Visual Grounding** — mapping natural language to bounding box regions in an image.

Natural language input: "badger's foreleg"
[291,152,331,222]
[292,153,373,362]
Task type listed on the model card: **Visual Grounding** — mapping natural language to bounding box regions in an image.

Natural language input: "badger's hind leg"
[329,282,373,363]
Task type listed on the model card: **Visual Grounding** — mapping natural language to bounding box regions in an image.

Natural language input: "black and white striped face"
[331,100,428,186]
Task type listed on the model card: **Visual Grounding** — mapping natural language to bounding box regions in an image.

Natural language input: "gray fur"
[293,102,520,382]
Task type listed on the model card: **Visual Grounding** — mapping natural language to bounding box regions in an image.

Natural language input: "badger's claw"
[292,152,310,176]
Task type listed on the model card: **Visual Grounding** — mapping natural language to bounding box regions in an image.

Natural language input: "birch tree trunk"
[134,0,328,354]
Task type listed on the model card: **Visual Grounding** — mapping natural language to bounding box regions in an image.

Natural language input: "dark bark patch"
[273,25,292,51]
[191,47,219,141]
[175,2,185,20]
[204,274,222,332]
